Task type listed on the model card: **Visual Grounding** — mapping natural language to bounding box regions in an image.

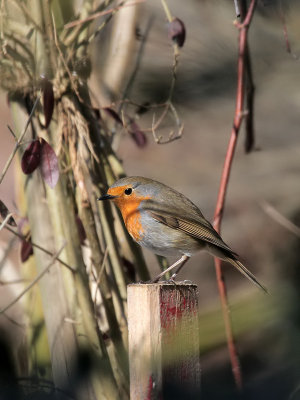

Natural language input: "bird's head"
[97,176,158,217]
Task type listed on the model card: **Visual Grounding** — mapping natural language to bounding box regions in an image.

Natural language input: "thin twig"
[278,0,298,60]
[51,13,84,103]
[213,0,257,391]
[0,279,29,285]
[0,94,40,185]
[160,0,182,140]
[234,0,241,18]
[4,225,76,273]
[237,0,256,153]
[149,103,169,132]
[261,201,300,238]
[168,49,179,102]
[235,0,256,28]
[151,116,183,144]
[160,0,180,102]
[64,0,145,29]
[85,0,144,45]
[93,247,109,308]
[0,243,66,314]
[122,15,154,104]
[0,212,13,231]
[161,0,173,22]
[151,103,183,144]
[7,125,17,140]
[2,312,26,328]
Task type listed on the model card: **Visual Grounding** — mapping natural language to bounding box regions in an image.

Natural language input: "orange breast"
[114,194,150,241]
[125,210,144,241]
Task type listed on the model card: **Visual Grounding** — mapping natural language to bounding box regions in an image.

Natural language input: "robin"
[98,176,266,292]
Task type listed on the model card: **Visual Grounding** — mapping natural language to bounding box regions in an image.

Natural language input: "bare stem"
[213,0,257,391]
[161,0,173,22]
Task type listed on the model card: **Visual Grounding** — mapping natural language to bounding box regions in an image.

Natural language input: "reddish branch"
[213,0,257,391]
[279,2,298,59]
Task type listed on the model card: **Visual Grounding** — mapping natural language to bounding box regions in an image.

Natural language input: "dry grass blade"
[261,201,300,238]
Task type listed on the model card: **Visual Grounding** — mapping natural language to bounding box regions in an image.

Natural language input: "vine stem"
[213,0,257,391]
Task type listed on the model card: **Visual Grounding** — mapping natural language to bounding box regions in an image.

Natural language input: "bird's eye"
[124,188,132,195]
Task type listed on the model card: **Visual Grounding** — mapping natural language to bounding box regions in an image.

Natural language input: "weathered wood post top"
[128,282,201,399]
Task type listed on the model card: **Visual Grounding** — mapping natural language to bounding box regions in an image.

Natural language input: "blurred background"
[1,0,300,398]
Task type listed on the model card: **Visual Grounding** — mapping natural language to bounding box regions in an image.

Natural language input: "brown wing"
[149,210,236,255]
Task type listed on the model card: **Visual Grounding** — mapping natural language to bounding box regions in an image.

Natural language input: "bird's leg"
[170,256,190,280]
[151,255,190,283]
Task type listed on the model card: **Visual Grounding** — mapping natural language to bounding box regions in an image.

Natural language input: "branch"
[151,110,183,144]
[148,102,183,144]
[0,243,66,314]
[4,225,76,273]
[213,0,257,391]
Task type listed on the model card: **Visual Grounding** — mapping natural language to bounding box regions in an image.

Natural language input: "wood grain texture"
[128,283,201,399]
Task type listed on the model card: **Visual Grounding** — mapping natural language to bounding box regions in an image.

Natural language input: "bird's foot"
[166,277,178,287]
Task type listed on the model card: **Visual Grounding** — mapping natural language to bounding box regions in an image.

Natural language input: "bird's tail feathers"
[225,257,268,294]
[207,244,267,293]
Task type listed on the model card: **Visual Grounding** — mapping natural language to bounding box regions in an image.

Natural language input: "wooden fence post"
[128,283,201,399]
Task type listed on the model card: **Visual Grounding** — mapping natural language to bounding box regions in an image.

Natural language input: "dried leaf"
[0,200,17,227]
[103,107,123,125]
[76,215,86,245]
[168,18,186,47]
[21,140,42,174]
[128,121,147,148]
[20,239,33,262]
[40,138,59,188]
[42,77,54,128]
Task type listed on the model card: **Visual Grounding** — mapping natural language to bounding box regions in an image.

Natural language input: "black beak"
[97,194,117,201]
